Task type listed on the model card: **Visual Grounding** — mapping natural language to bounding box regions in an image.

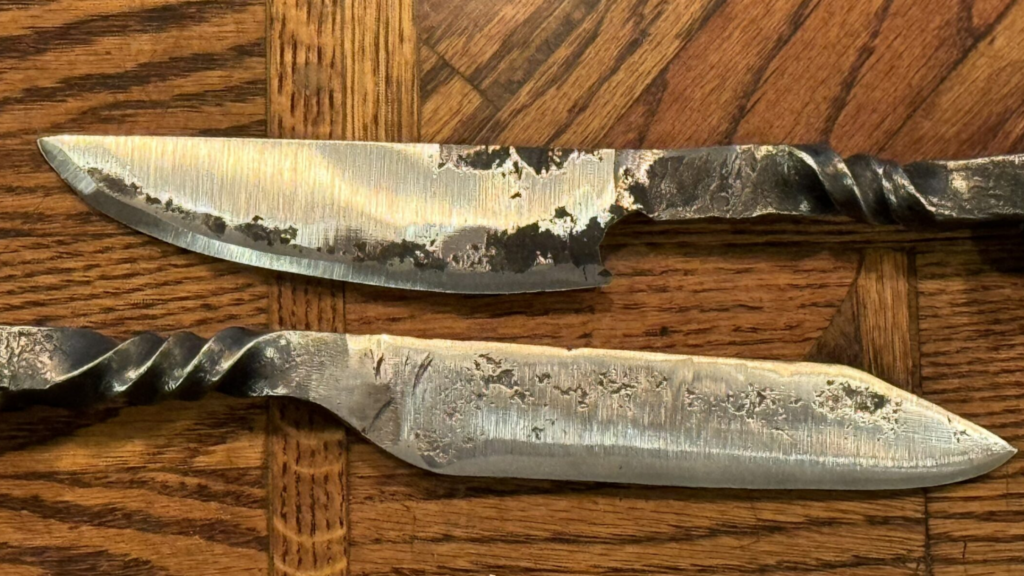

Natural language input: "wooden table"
[1,0,1022,574]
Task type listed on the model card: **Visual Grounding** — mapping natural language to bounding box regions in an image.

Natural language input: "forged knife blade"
[38,136,1024,294]
[1,325,1014,489]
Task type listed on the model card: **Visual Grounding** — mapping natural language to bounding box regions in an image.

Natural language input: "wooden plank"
[614,0,818,147]
[266,0,417,574]
[855,250,919,393]
[0,0,269,572]
[421,0,601,111]
[476,0,726,146]
[419,44,495,143]
[731,0,894,145]
[808,249,919,394]
[0,398,268,574]
[884,1,1024,160]
[917,239,1024,576]
[832,0,1017,155]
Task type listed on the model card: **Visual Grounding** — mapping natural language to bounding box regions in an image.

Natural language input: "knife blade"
[1,325,1014,489]
[38,136,1024,294]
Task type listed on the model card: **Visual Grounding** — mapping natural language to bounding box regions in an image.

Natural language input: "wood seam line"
[906,250,932,576]
[855,249,916,392]
[265,1,418,575]
[807,248,927,567]
[855,248,929,570]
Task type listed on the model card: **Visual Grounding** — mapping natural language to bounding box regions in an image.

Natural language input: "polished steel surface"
[1,325,1014,489]
[40,136,1024,293]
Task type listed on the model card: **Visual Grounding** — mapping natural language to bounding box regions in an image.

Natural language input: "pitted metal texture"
[0,325,1014,490]
[39,136,1024,293]
[616,145,1024,225]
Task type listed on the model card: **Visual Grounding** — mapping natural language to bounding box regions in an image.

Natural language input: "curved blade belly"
[306,335,1014,490]
[39,136,623,293]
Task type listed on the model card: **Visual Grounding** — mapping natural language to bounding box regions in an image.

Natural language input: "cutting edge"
[38,135,620,293]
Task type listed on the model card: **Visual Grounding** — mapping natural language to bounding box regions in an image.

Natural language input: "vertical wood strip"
[266,1,418,574]
[342,0,419,141]
[807,249,919,392]
[808,247,928,569]
[855,249,919,392]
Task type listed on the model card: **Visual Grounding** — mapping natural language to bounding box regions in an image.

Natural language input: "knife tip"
[955,423,1017,484]
[37,135,62,162]
[992,434,1017,463]
[37,135,75,170]
[36,135,99,198]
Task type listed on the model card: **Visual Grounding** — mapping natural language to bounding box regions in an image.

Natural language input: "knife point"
[938,415,1018,486]
[37,135,61,162]
[36,135,99,198]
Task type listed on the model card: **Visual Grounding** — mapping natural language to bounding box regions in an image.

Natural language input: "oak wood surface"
[266,0,350,571]
[0,0,1022,574]
[267,1,417,575]
[0,0,270,573]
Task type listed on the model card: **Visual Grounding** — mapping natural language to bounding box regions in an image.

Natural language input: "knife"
[1,325,1013,489]
[38,136,1024,294]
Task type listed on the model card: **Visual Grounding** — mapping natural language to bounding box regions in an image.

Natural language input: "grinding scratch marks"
[86,169,299,247]
[232,216,298,247]
[530,417,558,441]
[813,379,903,435]
[436,145,603,179]
[951,423,970,445]
[551,365,670,413]
[467,354,535,407]
[411,353,507,468]
[364,348,386,381]
[470,354,519,392]
[414,428,476,468]
[592,367,668,412]
[553,381,592,411]
[682,387,708,410]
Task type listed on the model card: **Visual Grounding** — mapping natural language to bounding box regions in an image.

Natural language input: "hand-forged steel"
[39,136,1024,293]
[1,325,1014,490]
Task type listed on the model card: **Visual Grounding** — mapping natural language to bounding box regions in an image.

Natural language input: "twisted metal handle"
[624,145,1024,226]
[0,326,279,411]
[801,146,1024,226]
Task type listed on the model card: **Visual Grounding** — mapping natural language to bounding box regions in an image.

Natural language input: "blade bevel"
[39,135,623,293]
[3,325,1014,490]
[289,333,1015,490]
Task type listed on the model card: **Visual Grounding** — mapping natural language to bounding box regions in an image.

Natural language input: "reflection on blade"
[39,135,622,293]
[41,135,1024,293]
[2,325,1015,490]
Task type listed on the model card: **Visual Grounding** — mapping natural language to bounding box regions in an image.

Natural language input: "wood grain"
[855,250,919,393]
[267,0,417,574]
[0,0,269,573]
[0,0,1022,573]
[266,0,349,570]
[917,238,1024,576]
[807,249,918,394]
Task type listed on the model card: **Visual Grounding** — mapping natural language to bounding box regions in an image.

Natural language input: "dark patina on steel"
[617,145,1024,225]
[40,136,1024,293]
